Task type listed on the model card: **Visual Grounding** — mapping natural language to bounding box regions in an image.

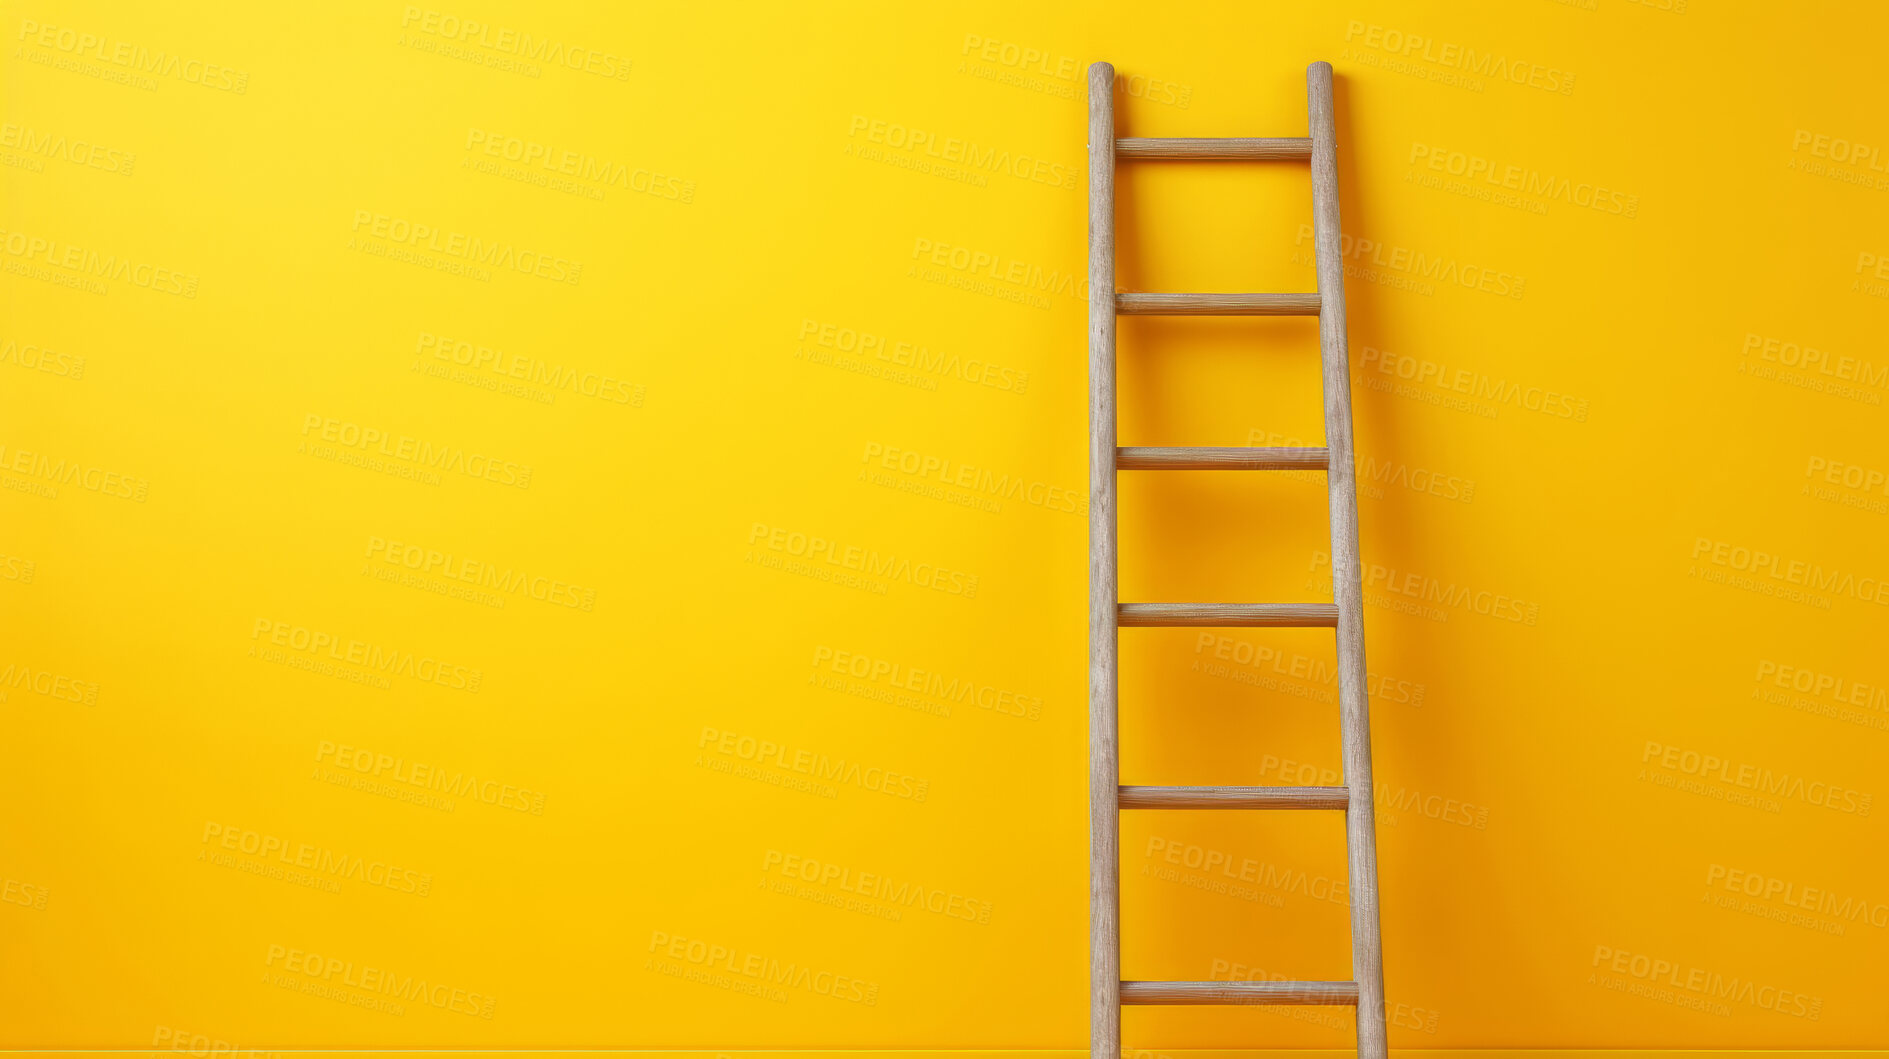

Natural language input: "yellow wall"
[4,0,1887,1051]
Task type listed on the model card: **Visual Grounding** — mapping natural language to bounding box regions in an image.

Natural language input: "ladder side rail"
[1306,60,1390,1059]
[1087,60,1122,1059]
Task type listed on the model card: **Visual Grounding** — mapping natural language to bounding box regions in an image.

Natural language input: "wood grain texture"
[1118,785,1349,810]
[1121,980,1361,1005]
[1086,60,1121,1059]
[1089,61,1389,1058]
[1308,59,1390,1059]
[1118,602,1338,627]
[1115,136,1312,160]
[1117,445,1329,470]
[1116,291,1321,315]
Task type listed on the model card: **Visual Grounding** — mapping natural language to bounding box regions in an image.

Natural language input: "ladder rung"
[1118,603,1337,627]
[1121,980,1360,1005]
[1116,137,1313,160]
[1116,292,1321,316]
[1118,785,1349,810]
[1117,446,1328,470]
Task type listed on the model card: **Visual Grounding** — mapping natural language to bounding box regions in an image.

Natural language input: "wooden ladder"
[1087,61,1389,1059]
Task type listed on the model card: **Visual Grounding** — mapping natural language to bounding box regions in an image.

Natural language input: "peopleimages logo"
[1309,550,1540,625]
[1292,225,1525,299]
[796,319,1030,394]
[1690,537,1889,607]
[1590,944,1821,1020]
[647,930,880,1006]
[697,726,930,802]
[910,237,1088,304]
[1408,142,1638,217]
[1641,741,1872,816]
[0,228,198,297]
[1742,332,1889,390]
[316,740,546,815]
[1755,660,1888,709]
[1343,20,1575,95]
[151,1025,274,1059]
[761,850,993,924]
[464,129,692,202]
[15,18,250,92]
[0,122,136,174]
[0,338,86,379]
[300,414,533,489]
[847,114,1077,190]
[0,662,100,705]
[398,7,630,79]
[1706,864,1889,929]
[250,618,483,692]
[364,536,597,611]
[200,822,432,896]
[349,210,582,285]
[1192,632,1427,707]
[418,332,642,404]
[747,521,979,598]
[860,442,1082,514]
[810,645,1043,721]
[959,34,1190,105]
[0,441,148,501]
[1792,129,1889,173]
[2,878,49,910]
[264,944,495,1018]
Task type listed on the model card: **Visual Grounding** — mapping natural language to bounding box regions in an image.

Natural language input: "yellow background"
[4,0,1887,1052]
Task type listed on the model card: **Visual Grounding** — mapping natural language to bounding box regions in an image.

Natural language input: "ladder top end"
[1089,61,1115,82]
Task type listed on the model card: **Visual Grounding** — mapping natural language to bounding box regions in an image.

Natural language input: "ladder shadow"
[1326,71,1482,963]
